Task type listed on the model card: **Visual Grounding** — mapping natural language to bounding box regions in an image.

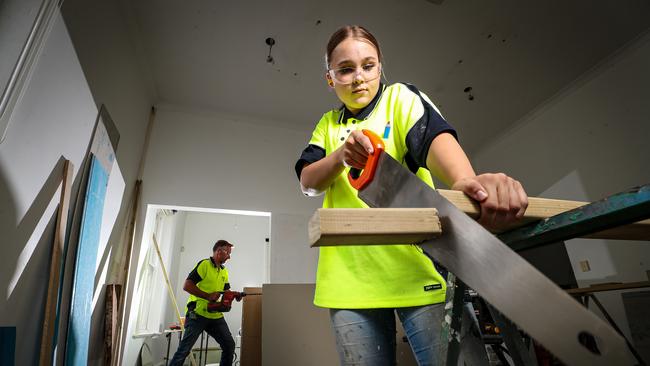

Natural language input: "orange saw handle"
[347,129,385,190]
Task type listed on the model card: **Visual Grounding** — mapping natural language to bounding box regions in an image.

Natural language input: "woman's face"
[326,38,381,114]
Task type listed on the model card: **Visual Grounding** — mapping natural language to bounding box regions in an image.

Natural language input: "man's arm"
[183,279,220,302]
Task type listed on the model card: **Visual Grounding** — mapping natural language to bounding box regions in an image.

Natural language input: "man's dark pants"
[169,312,235,366]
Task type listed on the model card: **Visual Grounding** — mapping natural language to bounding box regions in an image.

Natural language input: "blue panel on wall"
[0,326,16,366]
[65,155,108,365]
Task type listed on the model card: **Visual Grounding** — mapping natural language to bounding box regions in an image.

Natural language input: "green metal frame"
[498,184,650,251]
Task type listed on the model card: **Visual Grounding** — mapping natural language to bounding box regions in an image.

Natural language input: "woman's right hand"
[300,130,376,193]
[338,130,375,169]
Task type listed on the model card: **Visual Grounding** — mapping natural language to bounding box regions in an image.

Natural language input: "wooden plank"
[114,106,155,366]
[110,179,141,366]
[103,284,121,366]
[39,160,74,366]
[566,281,650,295]
[310,190,649,247]
[309,208,441,247]
[438,189,650,239]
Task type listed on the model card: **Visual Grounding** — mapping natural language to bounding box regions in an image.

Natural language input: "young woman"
[295,25,528,365]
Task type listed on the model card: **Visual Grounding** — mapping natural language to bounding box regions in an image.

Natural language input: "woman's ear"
[325,72,334,88]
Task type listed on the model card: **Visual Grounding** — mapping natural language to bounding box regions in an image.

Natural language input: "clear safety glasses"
[328,63,381,85]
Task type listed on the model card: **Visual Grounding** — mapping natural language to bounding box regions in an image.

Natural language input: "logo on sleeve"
[424,284,442,292]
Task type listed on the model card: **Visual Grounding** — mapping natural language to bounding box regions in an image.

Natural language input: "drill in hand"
[207,290,246,313]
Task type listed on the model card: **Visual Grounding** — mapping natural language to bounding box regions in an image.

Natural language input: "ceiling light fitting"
[266,37,275,64]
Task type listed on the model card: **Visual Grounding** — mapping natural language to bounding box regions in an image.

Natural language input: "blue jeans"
[330,303,445,366]
[169,312,235,366]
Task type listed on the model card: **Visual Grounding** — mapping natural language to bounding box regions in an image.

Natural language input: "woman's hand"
[300,130,376,193]
[338,130,375,169]
[452,173,528,232]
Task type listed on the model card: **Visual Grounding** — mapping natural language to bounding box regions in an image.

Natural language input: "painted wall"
[123,209,271,365]
[0,12,98,366]
[60,0,157,283]
[175,211,269,361]
[123,208,187,364]
[0,8,132,365]
[58,2,159,363]
[121,105,323,364]
[472,32,650,342]
[135,105,322,284]
[0,2,156,364]
[61,0,157,190]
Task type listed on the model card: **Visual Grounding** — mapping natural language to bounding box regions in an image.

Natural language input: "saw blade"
[358,151,633,366]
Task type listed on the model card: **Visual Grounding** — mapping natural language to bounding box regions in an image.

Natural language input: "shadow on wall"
[0,156,66,363]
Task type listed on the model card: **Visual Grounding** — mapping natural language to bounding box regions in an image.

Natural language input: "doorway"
[125,204,271,365]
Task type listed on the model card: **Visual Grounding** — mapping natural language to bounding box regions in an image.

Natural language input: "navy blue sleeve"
[294,144,326,180]
[402,83,458,172]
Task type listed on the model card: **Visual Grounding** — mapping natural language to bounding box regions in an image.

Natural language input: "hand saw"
[347,129,633,365]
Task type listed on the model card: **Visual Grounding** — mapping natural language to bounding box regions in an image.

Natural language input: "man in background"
[169,240,236,366]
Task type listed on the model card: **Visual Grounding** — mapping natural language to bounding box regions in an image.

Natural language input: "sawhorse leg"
[441,274,538,366]
[441,276,490,366]
[439,273,463,365]
[487,304,537,366]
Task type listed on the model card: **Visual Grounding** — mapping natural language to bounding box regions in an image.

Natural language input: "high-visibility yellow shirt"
[185,257,230,319]
[296,82,457,308]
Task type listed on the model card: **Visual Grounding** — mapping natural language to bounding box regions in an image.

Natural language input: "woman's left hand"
[451,173,528,232]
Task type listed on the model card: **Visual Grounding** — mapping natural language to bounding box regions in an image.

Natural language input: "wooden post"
[110,180,141,366]
[104,283,121,366]
[39,160,73,366]
[113,106,156,366]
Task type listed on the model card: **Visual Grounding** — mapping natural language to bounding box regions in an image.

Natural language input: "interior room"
[1,0,649,365]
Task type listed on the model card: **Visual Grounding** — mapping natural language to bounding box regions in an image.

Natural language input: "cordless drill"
[207,290,246,313]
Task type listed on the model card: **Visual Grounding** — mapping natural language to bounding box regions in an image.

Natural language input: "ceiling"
[126,0,650,155]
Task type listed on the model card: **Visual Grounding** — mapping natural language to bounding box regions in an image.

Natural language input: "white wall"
[61,0,158,284]
[122,105,323,364]
[124,208,271,365]
[176,212,269,356]
[126,208,187,363]
[0,11,98,366]
[61,0,157,191]
[58,2,159,363]
[136,105,322,283]
[166,211,188,324]
[473,32,650,342]
[0,2,156,364]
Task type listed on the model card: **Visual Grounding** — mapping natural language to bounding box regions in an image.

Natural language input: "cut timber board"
[39,160,74,366]
[309,208,441,247]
